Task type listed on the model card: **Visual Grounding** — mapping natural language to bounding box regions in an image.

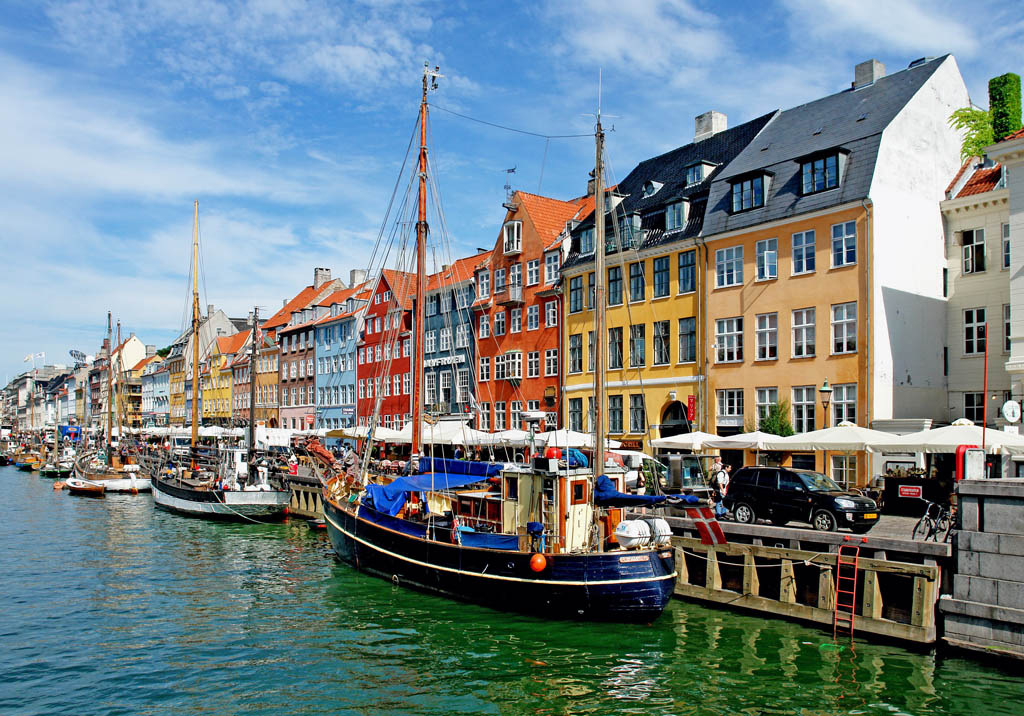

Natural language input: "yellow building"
[203,333,248,426]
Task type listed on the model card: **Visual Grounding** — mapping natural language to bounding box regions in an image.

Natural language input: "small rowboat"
[65,477,106,498]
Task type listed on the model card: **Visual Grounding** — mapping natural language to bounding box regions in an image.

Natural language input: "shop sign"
[898,485,922,499]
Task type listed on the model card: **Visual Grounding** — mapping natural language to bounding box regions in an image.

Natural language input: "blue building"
[315,286,369,443]
[422,255,482,418]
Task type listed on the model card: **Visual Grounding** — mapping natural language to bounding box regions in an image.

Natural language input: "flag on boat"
[685,506,728,546]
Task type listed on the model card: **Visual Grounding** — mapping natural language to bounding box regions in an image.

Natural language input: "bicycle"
[911,500,951,541]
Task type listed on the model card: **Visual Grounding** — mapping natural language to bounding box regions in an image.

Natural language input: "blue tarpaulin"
[458,530,519,550]
[364,472,494,517]
[417,457,503,478]
[595,475,673,507]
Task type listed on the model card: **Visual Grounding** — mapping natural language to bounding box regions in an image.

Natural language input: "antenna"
[503,166,517,200]
[423,62,443,92]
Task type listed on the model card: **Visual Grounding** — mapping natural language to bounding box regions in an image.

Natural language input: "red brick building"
[356,269,415,430]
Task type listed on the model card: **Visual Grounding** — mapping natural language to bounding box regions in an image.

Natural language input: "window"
[832,455,855,489]
[478,403,490,431]
[831,221,856,267]
[755,387,778,425]
[568,398,583,431]
[629,324,646,367]
[608,266,623,305]
[545,349,558,376]
[832,383,856,424]
[1005,304,1012,353]
[717,389,743,421]
[1003,223,1011,269]
[545,300,557,327]
[831,302,857,354]
[587,272,595,309]
[964,392,984,423]
[685,164,703,186]
[716,246,743,287]
[629,394,646,433]
[425,332,437,354]
[793,308,816,358]
[653,320,670,365]
[479,356,490,382]
[495,402,506,431]
[608,395,623,433]
[569,334,583,373]
[494,311,506,335]
[510,308,522,333]
[403,373,410,394]
[678,317,696,363]
[479,315,489,339]
[756,238,777,280]
[456,324,469,348]
[527,351,540,378]
[587,331,595,371]
[666,201,686,230]
[440,372,452,403]
[579,228,595,255]
[503,221,522,253]
[609,327,623,369]
[801,154,839,194]
[440,328,452,351]
[545,252,561,283]
[962,228,986,274]
[509,263,522,288]
[715,317,743,362]
[629,262,645,302]
[510,401,523,429]
[653,257,670,297]
[477,270,490,298]
[674,250,696,294]
[527,259,540,286]
[756,312,777,360]
[964,308,986,355]
[494,268,506,293]
[792,230,815,274]
[731,175,765,212]
[569,276,583,313]
[527,304,539,330]
[792,386,816,433]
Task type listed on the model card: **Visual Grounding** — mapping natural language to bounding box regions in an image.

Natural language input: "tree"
[989,73,1022,141]
[745,400,795,436]
[949,106,993,162]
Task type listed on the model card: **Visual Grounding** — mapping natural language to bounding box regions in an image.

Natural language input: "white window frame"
[526,259,540,286]
[964,307,987,356]
[831,221,857,267]
[544,251,561,284]
[755,387,778,425]
[755,312,777,360]
[716,246,743,287]
[792,307,816,358]
[962,228,986,274]
[831,302,857,354]
[792,385,816,433]
[832,383,856,425]
[756,238,777,280]
[544,348,558,376]
[715,317,743,363]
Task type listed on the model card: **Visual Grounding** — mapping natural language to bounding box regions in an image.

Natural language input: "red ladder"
[833,538,862,638]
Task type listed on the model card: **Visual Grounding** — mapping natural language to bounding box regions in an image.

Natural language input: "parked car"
[723,466,879,533]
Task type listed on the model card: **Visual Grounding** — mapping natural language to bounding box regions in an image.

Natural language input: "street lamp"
[819,379,833,428]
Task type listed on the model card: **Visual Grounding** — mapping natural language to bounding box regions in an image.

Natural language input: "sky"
[1,0,1022,383]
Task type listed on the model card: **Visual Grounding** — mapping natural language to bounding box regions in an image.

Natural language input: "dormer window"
[579,228,595,254]
[665,201,688,231]
[730,174,767,212]
[685,164,703,186]
[503,221,522,254]
[801,152,840,194]
[642,181,663,198]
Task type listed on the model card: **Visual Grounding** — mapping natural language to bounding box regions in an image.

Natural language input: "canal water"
[1,465,1020,715]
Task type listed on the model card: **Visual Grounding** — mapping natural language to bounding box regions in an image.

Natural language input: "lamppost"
[819,379,833,429]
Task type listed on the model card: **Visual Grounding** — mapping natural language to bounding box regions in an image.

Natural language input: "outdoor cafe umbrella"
[871,419,1024,455]
[649,431,720,451]
[704,430,784,451]
[768,421,903,453]
[535,428,622,449]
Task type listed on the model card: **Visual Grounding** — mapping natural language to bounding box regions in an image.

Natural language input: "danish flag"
[685,506,728,546]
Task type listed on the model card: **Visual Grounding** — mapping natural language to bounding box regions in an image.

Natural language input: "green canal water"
[1,464,1020,715]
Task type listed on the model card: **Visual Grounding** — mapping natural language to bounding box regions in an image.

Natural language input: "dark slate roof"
[703,55,949,236]
[562,110,777,271]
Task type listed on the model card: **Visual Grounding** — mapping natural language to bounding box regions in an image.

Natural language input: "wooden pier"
[662,516,950,644]
[287,459,327,520]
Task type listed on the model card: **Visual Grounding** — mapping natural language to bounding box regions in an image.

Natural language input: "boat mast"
[412,64,439,459]
[116,320,123,451]
[106,311,113,464]
[190,200,201,451]
[593,110,607,490]
[248,306,259,469]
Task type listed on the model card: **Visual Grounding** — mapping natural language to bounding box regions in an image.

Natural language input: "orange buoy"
[529,553,547,572]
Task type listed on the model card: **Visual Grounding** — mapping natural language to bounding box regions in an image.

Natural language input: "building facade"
[356,270,414,429]
[314,287,368,434]
[424,256,480,419]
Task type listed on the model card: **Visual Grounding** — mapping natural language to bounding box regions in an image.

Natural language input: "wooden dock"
[661,516,950,644]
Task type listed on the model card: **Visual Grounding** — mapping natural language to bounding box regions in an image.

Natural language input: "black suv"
[723,467,879,533]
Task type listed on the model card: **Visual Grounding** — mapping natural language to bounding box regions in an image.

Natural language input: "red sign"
[305,414,315,426]
[898,485,923,498]
[687,395,696,421]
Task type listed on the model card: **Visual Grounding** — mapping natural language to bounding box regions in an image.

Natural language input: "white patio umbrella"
[768,421,903,453]
[649,431,720,450]
[390,420,490,446]
[872,420,1024,455]
[704,430,784,450]
[475,429,531,447]
[535,428,621,449]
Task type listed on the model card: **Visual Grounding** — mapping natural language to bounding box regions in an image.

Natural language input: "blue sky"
[1,0,1021,383]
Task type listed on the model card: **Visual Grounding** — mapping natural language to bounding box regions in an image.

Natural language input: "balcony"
[497,284,524,307]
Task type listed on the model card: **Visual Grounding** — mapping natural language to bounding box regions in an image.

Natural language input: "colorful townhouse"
[279,312,319,431]
[423,255,482,418]
[202,332,248,426]
[230,330,278,428]
[141,357,169,427]
[941,157,1011,425]
[356,269,415,430]
[561,110,774,452]
[473,190,593,432]
[697,57,968,483]
[314,286,369,435]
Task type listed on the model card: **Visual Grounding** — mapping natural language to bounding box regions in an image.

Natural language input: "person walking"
[710,459,728,518]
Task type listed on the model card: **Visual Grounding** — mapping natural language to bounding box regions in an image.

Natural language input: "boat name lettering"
[619,554,651,563]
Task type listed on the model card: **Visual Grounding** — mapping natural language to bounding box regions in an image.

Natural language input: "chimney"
[205,303,214,318]
[349,268,367,287]
[694,111,727,142]
[146,344,156,357]
[283,298,288,307]
[854,59,885,89]
[313,267,331,289]
[247,310,254,325]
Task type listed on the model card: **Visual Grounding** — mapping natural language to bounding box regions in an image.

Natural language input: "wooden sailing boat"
[321,67,684,621]
[150,201,290,520]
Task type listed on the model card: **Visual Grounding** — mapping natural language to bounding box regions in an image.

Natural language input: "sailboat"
[321,66,694,621]
[150,201,291,520]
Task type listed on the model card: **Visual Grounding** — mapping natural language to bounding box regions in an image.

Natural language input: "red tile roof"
[945,160,971,196]
[956,165,1003,197]
[262,285,323,331]
[426,252,483,292]
[381,269,417,310]
[317,284,365,308]
[1002,127,1024,142]
[517,191,592,250]
[216,330,251,357]
[130,355,161,372]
